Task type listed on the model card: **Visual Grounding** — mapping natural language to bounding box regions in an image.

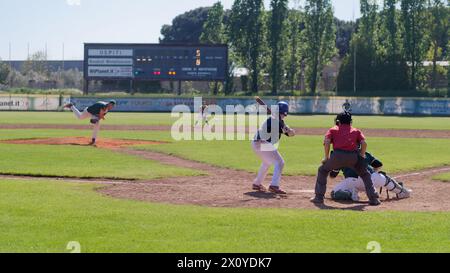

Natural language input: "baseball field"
[0,112,449,253]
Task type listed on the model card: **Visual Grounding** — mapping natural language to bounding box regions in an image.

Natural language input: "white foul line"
[394,167,450,179]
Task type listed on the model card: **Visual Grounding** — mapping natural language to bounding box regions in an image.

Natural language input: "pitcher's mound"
[2,137,164,149]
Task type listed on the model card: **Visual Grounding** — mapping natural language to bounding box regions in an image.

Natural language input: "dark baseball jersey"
[255,117,289,144]
[87,102,108,116]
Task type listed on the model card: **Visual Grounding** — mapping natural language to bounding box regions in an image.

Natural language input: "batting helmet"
[109,100,117,105]
[335,111,352,125]
[278,101,289,116]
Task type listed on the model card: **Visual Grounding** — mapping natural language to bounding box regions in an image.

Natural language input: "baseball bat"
[255,96,272,115]
[256,96,296,137]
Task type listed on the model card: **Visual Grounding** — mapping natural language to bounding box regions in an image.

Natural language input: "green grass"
[1,129,449,176]
[286,115,450,130]
[0,112,177,126]
[1,112,449,130]
[139,136,450,176]
[0,179,449,253]
[0,129,174,142]
[1,115,448,253]
[0,144,200,180]
[433,173,450,182]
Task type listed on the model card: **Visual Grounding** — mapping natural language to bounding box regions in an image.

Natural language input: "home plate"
[291,190,315,194]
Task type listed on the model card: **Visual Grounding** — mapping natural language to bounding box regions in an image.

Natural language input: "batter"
[251,101,295,195]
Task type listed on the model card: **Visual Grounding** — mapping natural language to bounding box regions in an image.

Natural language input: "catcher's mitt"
[330,169,340,178]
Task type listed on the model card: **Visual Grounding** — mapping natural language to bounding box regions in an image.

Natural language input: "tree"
[200,1,225,95]
[335,18,355,58]
[376,0,410,90]
[427,0,449,88]
[356,0,379,86]
[338,0,410,93]
[269,0,289,94]
[381,0,402,59]
[228,0,266,93]
[401,0,429,91]
[304,0,336,93]
[337,0,379,93]
[337,35,378,92]
[227,0,247,92]
[448,40,450,93]
[160,7,212,43]
[22,51,49,78]
[360,0,379,51]
[200,2,226,44]
[285,8,306,92]
[0,60,10,85]
[200,1,226,95]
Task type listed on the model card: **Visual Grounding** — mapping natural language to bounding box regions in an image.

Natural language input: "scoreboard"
[84,43,228,81]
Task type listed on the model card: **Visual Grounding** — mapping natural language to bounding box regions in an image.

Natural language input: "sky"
[0,0,361,60]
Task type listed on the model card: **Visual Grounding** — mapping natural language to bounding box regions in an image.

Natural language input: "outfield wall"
[0,95,70,111]
[70,96,450,116]
[1,95,449,116]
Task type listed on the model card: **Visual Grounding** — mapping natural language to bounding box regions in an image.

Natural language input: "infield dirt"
[2,136,449,212]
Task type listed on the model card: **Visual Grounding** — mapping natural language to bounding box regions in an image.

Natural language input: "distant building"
[7,60,84,72]
[407,61,449,67]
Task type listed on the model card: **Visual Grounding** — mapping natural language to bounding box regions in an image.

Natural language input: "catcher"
[64,100,116,145]
[330,152,412,202]
[251,101,296,195]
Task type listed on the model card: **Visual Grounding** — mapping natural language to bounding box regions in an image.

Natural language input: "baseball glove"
[283,126,296,137]
[90,118,99,124]
[330,169,340,178]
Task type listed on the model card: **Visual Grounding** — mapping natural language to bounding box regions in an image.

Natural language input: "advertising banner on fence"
[0,95,69,111]
[0,96,30,111]
[2,95,448,116]
[70,97,450,116]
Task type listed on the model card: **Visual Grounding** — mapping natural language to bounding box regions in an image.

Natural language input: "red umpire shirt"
[324,124,366,151]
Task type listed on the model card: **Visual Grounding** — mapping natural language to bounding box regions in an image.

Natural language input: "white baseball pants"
[333,172,387,201]
[251,140,285,187]
[71,106,101,140]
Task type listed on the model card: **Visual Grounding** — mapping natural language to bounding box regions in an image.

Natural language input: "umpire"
[310,111,381,206]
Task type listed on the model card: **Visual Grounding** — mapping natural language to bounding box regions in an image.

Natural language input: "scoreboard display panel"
[84,43,228,81]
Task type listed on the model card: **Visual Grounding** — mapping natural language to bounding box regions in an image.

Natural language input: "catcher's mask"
[335,111,352,125]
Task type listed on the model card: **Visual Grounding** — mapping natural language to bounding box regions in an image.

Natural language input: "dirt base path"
[2,137,449,212]
[100,148,450,212]
[1,124,449,138]
[1,137,164,149]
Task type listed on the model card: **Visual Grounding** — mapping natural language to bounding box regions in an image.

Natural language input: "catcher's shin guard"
[381,172,411,199]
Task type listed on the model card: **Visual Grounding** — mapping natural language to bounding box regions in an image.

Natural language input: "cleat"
[397,189,411,199]
[269,186,287,195]
[369,198,381,206]
[64,103,74,109]
[310,196,324,204]
[252,184,267,192]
